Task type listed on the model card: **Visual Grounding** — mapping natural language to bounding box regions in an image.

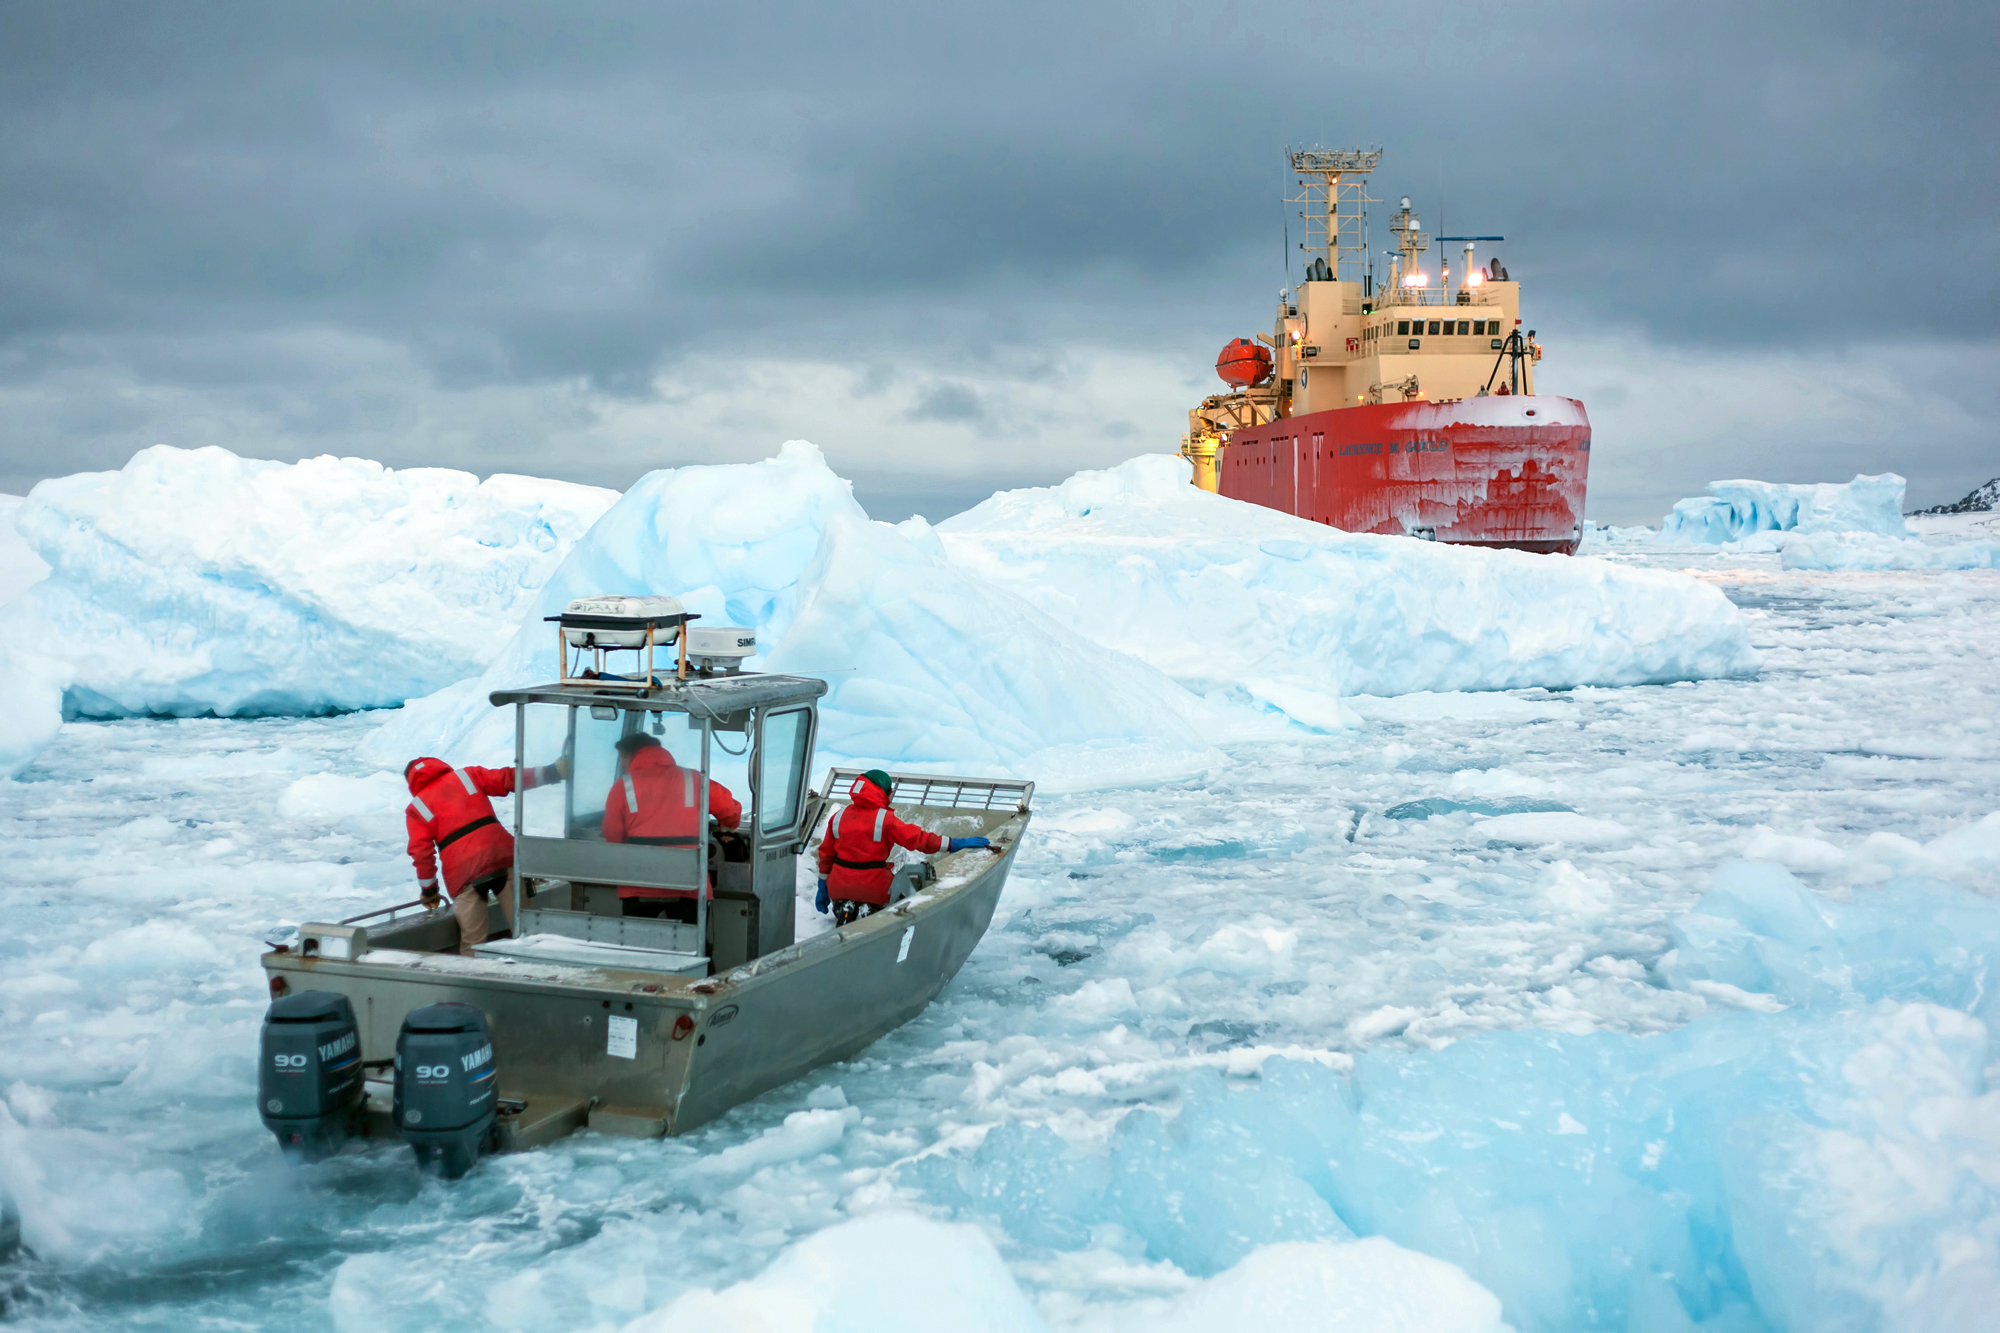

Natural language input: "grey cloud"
[907,381,983,424]
[0,1,1995,508]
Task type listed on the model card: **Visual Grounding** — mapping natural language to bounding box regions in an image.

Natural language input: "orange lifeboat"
[1215,338,1272,388]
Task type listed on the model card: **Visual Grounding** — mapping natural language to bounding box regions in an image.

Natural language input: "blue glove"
[947,837,991,853]
[815,878,829,914]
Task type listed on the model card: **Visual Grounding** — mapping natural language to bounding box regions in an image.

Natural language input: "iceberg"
[911,863,2000,1332]
[0,492,50,607]
[4,445,617,719]
[0,446,616,777]
[938,455,1757,709]
[1657,473,1913,544]
[10,442,1760,785]
[366,443,1225,791]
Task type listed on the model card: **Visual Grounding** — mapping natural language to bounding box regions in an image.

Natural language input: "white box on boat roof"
[559,594,685,647]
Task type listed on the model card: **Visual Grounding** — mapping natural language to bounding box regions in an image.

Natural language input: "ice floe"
[939,455,1756,708]
[1782,528,2000,570]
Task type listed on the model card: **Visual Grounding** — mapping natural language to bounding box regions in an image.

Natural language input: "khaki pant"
[451,882,512,956]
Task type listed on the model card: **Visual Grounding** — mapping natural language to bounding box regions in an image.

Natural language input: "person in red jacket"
[405,755,564,955]
[604,734,743,921]
[815,769,988,926]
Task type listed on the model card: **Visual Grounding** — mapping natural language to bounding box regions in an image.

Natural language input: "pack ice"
[938,455,1756,713]
[1657,472,1912,544]
[1781,528,2000,571]
[910,864,2000,1332]
[373,445,1754,788]
[0,446,615,777]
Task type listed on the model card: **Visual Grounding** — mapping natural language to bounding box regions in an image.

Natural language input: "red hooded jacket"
[816,773,943,905]
[405,757,555,898]
[605,743,742,899]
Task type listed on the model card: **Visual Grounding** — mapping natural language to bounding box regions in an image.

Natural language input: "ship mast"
[1287,148,1380,284]
[1386,196,1430,293]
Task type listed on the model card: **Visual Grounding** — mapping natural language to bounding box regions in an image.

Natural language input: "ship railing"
[1362,289,1501,310]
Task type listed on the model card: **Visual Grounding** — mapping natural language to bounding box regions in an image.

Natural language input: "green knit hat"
[861,768,893,796]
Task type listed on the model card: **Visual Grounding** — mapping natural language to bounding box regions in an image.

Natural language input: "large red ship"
[1182,148,1590,554]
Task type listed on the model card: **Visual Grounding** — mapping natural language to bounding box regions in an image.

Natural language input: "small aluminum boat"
[257,599,1030,1173]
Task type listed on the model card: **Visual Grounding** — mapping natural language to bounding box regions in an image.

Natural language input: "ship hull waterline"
[1217,394,1591,554]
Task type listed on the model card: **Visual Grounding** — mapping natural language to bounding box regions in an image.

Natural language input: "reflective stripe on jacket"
[815,773,943,905]
[604,745,742,899]
[405,759,521,898]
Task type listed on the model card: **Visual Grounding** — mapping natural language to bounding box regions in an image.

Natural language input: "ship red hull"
[1217,395,1591,554]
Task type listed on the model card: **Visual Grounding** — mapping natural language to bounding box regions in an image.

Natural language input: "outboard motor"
[259,990,363,1160]
[393,1002,497,1179]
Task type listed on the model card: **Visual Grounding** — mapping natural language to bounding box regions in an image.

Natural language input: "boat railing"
[817,768,1035,813]
[339,898,436,927]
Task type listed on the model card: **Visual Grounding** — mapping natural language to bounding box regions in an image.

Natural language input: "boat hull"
[1217,395,1591,554]
[262,814,1023,1143]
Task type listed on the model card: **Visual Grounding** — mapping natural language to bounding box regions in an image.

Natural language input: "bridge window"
[1474,320,1487,335]
[1396,320,1410,335]
[1426,320,1440,336]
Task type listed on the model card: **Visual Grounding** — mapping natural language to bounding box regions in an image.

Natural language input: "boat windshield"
[518,703,751,841]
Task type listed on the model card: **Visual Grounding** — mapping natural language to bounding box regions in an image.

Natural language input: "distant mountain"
[1914,477,2000,515]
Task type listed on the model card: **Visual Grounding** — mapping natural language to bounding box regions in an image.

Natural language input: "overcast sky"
[2,1,1995,522]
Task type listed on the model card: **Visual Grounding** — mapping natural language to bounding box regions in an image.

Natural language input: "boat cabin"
[485,667,826,975]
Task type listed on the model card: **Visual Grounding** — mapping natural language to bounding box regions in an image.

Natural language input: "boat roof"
[490,672,828,713]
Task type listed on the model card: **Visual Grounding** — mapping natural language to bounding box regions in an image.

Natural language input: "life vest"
[405,759,517,897]
[815,773,944,905]
[604,745,743,899]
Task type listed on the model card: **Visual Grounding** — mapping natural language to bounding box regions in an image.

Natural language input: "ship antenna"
[1282,143,1291,289]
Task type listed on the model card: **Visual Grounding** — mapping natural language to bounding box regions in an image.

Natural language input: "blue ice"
[1657,474,1912,544]
[913,863,2000,1331]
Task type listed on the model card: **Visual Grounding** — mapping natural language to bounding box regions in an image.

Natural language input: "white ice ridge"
[615,1211,1509,1333]
[0,493,61,778]
[0,447,615,776]
[1657,472,1912,544]
[368,442,1225,791]
[1782,529,2000,571]
[371,444,1752,787]
[7,441,1757,785]
[0,493,50,607]
[938,454,1757,708]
